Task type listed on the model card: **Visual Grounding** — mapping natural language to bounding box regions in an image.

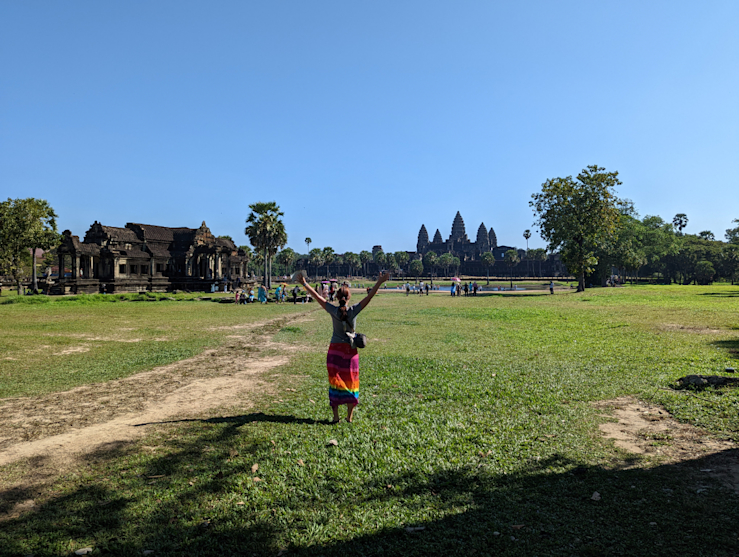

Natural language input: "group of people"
[450,281,480,296]
[234,284,310,305]
[403,281,432,295]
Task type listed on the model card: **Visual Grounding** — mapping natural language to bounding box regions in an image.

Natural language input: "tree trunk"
[263,250,268,287]
[32,247,38,294]
[577,270,585,292]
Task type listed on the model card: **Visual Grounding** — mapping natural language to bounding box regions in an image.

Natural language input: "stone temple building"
[54,221,251,294]
[416,211,511,261]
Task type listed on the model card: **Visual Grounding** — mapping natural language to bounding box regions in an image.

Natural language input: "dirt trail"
[0,310,317,476]
[595,397,739,494]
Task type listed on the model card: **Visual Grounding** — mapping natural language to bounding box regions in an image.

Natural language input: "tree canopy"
[245,201,286,287]
[0,198,59,293]
[530,165,622,291]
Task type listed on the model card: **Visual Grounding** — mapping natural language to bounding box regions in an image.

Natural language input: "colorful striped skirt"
[327,342,359,407]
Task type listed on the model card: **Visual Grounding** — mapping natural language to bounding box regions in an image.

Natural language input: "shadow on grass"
[133,412,333,428]
[2,417,738,557]
[698,291,739,297]
[712,339,739,360]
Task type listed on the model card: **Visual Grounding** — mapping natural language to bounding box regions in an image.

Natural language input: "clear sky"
[2,2,737,254]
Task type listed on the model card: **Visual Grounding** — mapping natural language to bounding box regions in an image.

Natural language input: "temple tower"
[417,224,429,253]
[450,211,467,242]
[488,227,498,248]
[432,229,443,244]
[476,223,490,254]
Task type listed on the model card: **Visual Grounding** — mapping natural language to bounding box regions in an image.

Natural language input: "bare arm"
[359,271,390,311]
[298,277,327,310]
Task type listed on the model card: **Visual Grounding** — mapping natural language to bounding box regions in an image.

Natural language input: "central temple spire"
[450,211,466,241]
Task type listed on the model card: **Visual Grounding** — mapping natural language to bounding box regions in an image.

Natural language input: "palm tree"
[245,201,287,288]
[423,251,437,284]
[530,248,547,278]
[373,251,386,273]
[481,251,495,284]
[344,252,360,276]
[309,248,324,280]
[322,247,335,277]
[523,229,531,278]
[672,214,688,236]
[359,250,372,277]
[305,237,312,252]
[438,252,453,277]
[409,259,423,281]
[394,251,409,276]
[504,249,520,289]
[276,247,296,275]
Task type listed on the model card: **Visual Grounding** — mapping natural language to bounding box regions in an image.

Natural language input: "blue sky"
[2,1,737,254]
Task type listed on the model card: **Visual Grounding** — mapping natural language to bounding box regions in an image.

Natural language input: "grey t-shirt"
[324,302,363,344]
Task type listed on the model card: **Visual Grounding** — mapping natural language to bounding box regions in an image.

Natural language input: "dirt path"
[0,310,317,487]
[595,397,739,494]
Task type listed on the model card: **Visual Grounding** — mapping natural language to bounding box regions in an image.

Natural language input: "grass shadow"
[712,339,739,360]
[133,412,333,428]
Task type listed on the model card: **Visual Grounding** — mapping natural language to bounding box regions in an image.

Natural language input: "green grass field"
[1,285,738,556]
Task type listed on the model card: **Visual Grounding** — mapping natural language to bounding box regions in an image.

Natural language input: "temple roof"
[101,226,139,243]
[432,229,443,243]
[450,211,466,239]
[128,223,195,243]
[417,224,429,246]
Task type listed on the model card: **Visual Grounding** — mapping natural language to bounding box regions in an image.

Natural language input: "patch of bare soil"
[0,310,318,518]
[594,397,739,494]
[659,323,724,334]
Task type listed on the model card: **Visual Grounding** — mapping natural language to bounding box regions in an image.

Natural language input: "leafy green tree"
[422,251,437,283]
[530,165,622,291]
[245,201,287,288]
[672,214,688,236]
[725,219,739,244]
[344,252,360,276]
[409,259,423,280]
[309,248,324,280]
[529,248,547,277]
[359,250,372,276]
[0,198,59,294]
[720,244,739,284]
[698,230,715,241]
[504,249,520,289]
[694,260,715,285]
[275,247,296,275]
[373,251,386,271]
[481,251,495,284]
[323,247,335,277]
[451,256,461,276]
[385,253,397,273]
[438,252,453,277]
[394,251,409,275]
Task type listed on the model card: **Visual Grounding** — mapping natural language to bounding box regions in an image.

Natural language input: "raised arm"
[359,271,390,311]
[298,276,327,309]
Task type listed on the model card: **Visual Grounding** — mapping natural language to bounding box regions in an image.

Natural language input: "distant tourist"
[298,271,390,423]
[549,281,554,295]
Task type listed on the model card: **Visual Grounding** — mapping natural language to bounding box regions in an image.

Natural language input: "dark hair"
[336,285,351,321]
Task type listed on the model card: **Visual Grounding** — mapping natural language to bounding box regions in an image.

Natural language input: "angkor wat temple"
[417,211,511,260]
[53,221,251,294]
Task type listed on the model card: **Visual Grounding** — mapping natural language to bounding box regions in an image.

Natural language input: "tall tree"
[530,165,622,291]
[0,198,59,294]
[530,248,547,278]
[275,247,296,275]
[385,253,397,273]
[394,251,409,275]
[309,248,324,280]
[481,251,495,284]
[720,244,739,284]
[672,213,688,236]
[422,251,437,283]
[409,259,424,280]
[523,229,532,277]
[504,249,520,289]
[245,201,287,288]
[438,252,453,277]
[305,237,312,252]
[725,219,739,244]
[698,230,715,241]
[344,252,360,276]
[359,250,372,277]
[373,251,386,272]
[323,247,335,277]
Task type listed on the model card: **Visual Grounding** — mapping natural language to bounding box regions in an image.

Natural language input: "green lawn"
[1,285,738,556]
